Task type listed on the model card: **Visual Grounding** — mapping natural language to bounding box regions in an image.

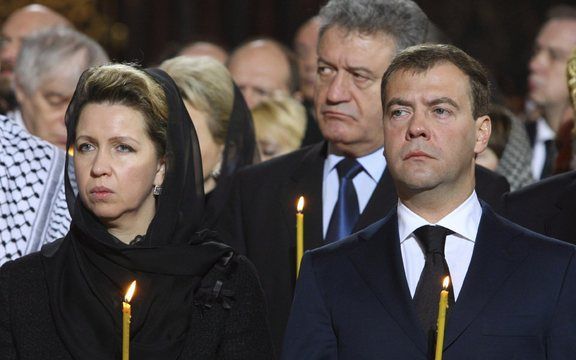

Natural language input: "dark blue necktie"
[325,158,363,243]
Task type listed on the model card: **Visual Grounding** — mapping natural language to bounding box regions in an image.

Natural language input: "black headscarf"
[202,83,259,227]
[42,67,232,359]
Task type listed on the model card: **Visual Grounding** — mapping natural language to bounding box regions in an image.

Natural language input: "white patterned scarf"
[0,115,70,264]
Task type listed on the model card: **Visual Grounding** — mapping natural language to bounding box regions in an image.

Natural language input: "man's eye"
[391,109,408,117]
[433,108,450,116]
[317,66,332,75]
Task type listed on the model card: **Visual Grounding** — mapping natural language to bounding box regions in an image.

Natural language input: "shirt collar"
[397,191,482,244]
[325,147,386,181]
[536,117,555,142]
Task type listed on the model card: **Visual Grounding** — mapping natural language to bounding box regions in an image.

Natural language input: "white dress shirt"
[398,192,482,300]
[322,148,386,237]
[531,118,555,180]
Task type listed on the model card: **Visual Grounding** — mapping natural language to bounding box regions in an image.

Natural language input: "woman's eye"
[117,144,134,153]
[76,143,94,153]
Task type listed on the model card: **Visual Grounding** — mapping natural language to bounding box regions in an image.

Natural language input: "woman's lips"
[90,186,113,200]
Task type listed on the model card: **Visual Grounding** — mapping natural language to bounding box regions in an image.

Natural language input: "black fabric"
[541,139,557,179]
[413,225,455,338]
[203,84,259,228]
[300,99,323,147]
[42,67,233,360]
[325,158,363,243]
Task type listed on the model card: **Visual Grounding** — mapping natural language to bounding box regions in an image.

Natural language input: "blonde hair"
[252,95,306,151]
[160,56,233,144]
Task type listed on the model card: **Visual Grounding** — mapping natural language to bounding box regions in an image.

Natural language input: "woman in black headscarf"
[159,56,259,227]
[0,64,273,359]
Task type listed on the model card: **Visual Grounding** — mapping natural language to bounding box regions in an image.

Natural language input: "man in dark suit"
[282,44,576,359]
[221,0,508,352]
[505,170,576,244]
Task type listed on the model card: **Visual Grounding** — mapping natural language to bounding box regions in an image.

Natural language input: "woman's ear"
[154,157,166,186]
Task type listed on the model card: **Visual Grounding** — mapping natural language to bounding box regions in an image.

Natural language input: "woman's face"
[74,103,165,235]
[184,101,223,181]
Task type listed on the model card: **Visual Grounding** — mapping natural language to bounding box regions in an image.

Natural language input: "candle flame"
[297,196,305,213]
[67,145,75,157]
[124,281,137,303]
[442,276,450,290]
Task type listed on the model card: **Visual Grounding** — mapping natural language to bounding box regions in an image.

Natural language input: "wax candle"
[122,281,136,360]
[296,196,305,276]
[435,276,450,360]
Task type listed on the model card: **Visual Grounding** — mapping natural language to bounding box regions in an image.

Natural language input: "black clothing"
[505,170,576,244]
[0,68,273,359]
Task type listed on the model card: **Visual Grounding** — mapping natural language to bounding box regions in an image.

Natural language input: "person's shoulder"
[508,171,576,203]
[475,164,510,189]
[308,215,392,262]
[237,143,323,180]
[0,251,46,281]
[488,207,576,255]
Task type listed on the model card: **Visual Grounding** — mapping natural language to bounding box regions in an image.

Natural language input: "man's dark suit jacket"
[220,142,510,352]
[505,170,576,244]
[282,205,576,359]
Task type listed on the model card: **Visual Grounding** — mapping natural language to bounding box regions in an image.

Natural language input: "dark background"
[0,0,567,111]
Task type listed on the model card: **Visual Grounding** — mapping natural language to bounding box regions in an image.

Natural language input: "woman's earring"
[153,185,163,196]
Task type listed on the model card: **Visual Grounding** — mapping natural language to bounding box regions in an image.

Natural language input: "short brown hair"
[381,43,491,119]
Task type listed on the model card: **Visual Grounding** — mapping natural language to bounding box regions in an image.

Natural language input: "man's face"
[382,63,490,197]
[1,9,67,81]
[528,19,576,110]
[17,77,73,149]
[294,18,320,101]
[315,26,395,157]
[228,42,291,109]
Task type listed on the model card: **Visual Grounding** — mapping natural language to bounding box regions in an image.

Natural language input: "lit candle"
[296,196,305,276]
[435,276,450,360]
[122,281,137,360]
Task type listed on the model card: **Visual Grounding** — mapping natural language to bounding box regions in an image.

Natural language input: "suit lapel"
[354,168,397,232]
[444,207,529,348]
[349,213,428,354]
[281,143,326,252]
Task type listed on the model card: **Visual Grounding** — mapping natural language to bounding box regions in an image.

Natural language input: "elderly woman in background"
[0,64,273,359]
[159,56,258,225]
[252,95,306,161]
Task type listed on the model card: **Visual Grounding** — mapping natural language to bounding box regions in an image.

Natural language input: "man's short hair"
[318,0,428,52]
[381,44,491,119]
[15,26,108,95]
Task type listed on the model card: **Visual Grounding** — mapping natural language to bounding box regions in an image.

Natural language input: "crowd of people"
[0,0,575,359]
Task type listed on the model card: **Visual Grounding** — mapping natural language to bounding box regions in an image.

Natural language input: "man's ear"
[473,115,491,155]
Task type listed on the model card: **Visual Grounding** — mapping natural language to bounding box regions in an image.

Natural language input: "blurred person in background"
[160,55,258,226]
[525,5,576,180]
[0,4,71,115]
[13,26,108,149]
[252,95,306,161]
[228,38,299,109]
[178,41,229,64]
[293,16,324,146]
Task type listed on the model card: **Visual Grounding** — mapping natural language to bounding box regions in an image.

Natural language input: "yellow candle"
[296,196,305,276]
[122,281,136,360]
[435,276,450,360]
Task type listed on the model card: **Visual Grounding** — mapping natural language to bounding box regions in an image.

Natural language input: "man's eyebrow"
[385,97,412,109]
[427,97,459,109]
